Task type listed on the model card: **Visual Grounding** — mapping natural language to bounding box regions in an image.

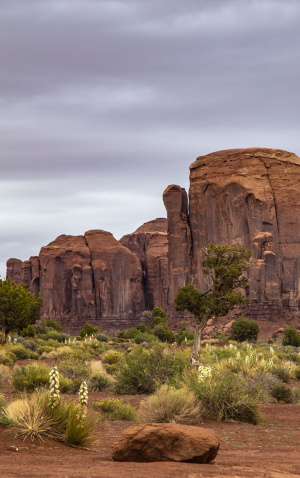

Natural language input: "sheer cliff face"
[7,230,145,332]
[120,218,168,312]
[164,148,300,321]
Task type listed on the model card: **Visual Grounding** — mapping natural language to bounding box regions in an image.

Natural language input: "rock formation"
[6,148,300,331]
[120,218,168,311]
[7,230,146,333]
[164,148,300,323]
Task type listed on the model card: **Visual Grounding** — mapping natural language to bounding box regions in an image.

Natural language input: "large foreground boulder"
[112,423,220,463]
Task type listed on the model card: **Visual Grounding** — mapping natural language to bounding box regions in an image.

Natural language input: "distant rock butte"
[6,148,300,332]
[164,148,300,325]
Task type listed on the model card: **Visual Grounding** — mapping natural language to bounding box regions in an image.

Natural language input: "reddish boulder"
[112,423,220,463]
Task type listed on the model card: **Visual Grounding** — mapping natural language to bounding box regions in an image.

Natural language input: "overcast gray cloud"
[1,0,300,277]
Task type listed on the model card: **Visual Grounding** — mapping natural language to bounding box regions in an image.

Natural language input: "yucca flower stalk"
[49,366,60,408]
[78,381,88,419]
[198,364,212,382]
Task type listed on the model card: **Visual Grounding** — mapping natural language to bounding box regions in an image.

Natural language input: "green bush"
[271,364,292,383]
[294,368,300,380]
[117,327,140,340]
[92,398,136,420]
[270,383,294,403]
[115,345,188,394]
[176,330,194,346]
[134,332,157,344]
[22,339,38,352]
[89,373,113,391]
[79,323,99,338]
[230,317,259,342]
[9,344,39,360]
[138,384,201,424]
[43,319,63,332]
[188,369,263,424]
[43,331,67,342]
[12,363,50,391]
[153,325,175,343]
[96,333,109,342]
[0,350,17,366]
[19,325,36,338]
[58,352,91,392]
[282,327,300,347]
[102,350,123,365]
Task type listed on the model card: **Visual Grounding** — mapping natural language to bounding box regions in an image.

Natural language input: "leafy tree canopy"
[0,278,43,343]
[175,244,251,362]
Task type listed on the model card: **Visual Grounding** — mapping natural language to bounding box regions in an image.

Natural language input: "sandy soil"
[0,389,299,478]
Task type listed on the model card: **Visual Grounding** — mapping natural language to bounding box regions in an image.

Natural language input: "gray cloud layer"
[1,0,300,276]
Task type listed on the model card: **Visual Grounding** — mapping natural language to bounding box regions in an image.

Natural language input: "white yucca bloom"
[78,381,88,420]
[244,355,250,364]
[236,351,241,359]
[198,364,212,382]
[7,335,11,343]
[49,366,60,408]
[270,346,275,355]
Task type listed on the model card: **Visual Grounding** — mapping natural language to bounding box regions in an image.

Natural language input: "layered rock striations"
[7,230,146,333]
[164,148,300,322]
[6,148,300,330]
[120,218,168,311]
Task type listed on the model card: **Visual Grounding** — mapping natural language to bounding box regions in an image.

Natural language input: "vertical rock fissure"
[83,234,96,304]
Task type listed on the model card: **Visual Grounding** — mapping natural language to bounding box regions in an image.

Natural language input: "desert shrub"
[92,398,136,420]
[270,383,294,403]
[66,402,98,447]
[245,373,282,400]
[230,317,260,342]
[4,394,56,442]
[102,350,123,365]
[38,345,55,355]
[58,352,91,392]
[286,352,300,364]
[139,310,153,326]
[134,332,157,344]
[294,367,300,380]
[79,323,99,338]
[188,369,263,424]
[0,393,7,412]
[4,392,98,447]
[271,364,292,383]
[135,324,152,334]
[117,327,140,340]
[213,347,236,361]
[12,363,50,391]
[282,327,300,347]
[43,331,67,342]
[115,345,188,394]
[0,364,10,386]
[9,344,39,360]
[90,373,113,391]
[96,333,109,342]
[176,330,194,346]
[19,325,36,338]
[153,325,175,343]
[0,350,17,366]
[138,384,201,424]
[22,339,38,352]
[43,319,63,332]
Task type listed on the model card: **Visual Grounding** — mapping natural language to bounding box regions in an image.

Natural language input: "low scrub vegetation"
[138,384,201,424]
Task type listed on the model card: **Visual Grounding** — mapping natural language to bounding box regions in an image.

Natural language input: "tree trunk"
[190,318,207,367]
[1,325,6,345]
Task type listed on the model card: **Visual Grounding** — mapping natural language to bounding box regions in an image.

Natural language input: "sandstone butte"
[6,148,300,334]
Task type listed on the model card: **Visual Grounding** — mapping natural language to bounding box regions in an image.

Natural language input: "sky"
[1,0,300,278]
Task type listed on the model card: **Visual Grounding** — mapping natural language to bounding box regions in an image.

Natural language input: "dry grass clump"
[138,384,202,424]
[4,394,57,442]
[3,392,98,448]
